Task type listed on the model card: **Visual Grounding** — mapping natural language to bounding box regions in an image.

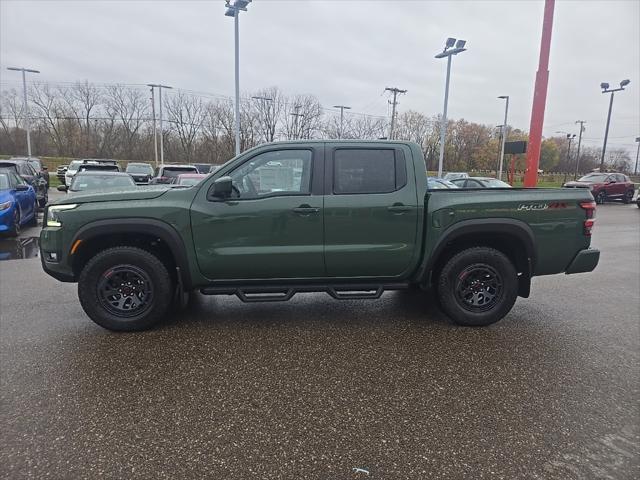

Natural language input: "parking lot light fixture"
[225,0,252,156]
[497,96,509,180]
[7,66,40,158]
[435,37,467,177]
[599,79,631,171]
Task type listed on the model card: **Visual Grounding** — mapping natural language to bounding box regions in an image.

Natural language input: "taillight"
[580,201,596,236]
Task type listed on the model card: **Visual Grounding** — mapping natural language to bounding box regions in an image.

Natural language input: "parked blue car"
[0,171,38,236]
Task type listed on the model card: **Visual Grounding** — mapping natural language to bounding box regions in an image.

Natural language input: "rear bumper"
[565,248,600,274]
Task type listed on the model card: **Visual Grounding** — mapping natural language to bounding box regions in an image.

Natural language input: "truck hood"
[53,186,172,205]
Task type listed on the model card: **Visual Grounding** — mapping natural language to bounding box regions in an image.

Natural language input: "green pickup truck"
[40,141,600,331]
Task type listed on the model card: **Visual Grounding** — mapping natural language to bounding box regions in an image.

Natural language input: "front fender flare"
[70,218,192,290]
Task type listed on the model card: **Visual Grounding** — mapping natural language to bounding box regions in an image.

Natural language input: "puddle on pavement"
[0,236,40,261]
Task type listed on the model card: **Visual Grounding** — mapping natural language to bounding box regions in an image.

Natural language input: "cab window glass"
[333,149,398,194]
[230,150,312,199]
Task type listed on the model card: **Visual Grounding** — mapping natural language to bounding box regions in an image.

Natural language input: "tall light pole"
[435,38,467,177]
[225,0,252,156]
[599,79,630,171]
[634,137,640,176]
[7,67,40,157]
[574,120,586,180]
[559,132,576,171]
[497,95,509,180]
[148,85,159,167]
[333,105,351,139]
[147,83,172,167]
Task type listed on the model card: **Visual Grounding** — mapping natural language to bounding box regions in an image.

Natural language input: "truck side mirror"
[211,176,233,198]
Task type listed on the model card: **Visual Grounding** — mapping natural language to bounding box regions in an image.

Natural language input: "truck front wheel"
[437,247,518,327]
[78,246,173,331]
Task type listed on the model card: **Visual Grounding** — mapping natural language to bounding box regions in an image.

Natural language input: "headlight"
[588,185,595,190]
[0,201,13,211]
[46,204,78,227]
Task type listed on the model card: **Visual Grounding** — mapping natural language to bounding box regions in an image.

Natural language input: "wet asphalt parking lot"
[0,198,638,479]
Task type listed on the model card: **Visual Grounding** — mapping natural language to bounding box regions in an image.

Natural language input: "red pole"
[524,0,555,187]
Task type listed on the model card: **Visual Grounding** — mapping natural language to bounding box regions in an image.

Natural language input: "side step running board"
[200,283,407,303]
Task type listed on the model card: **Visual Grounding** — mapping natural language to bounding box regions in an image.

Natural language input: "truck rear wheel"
[437,247,518,327]
[78,246,173,331]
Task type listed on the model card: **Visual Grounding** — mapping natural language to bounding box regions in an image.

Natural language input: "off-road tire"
[438,246,518,327]
[78,246,173,331]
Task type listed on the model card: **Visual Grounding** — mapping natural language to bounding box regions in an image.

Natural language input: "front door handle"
[293,205,320,215]
[387,203,412,214]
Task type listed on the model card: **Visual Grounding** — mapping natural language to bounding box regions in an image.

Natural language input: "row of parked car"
[431,171,637,206]
[57,159,220,186]
[0,157,48,236]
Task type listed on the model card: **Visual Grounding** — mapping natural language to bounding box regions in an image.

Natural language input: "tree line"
[0,81,633,173]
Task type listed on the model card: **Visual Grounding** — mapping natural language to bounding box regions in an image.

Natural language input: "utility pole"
[333,105,351,139]
[385,87,406,140]
[149,86,158,168]
[564,133,576,171]
[574,120,586,180]
[290,105,303,140]
[147,83,172,167]
[6,67,40,157]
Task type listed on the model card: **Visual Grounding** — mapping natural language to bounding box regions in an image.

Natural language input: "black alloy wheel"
[454,264,503,313]
[97,265,154,318]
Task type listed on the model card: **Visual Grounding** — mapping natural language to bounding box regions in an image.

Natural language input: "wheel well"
[429,232,532,296]
[71,233,177,281]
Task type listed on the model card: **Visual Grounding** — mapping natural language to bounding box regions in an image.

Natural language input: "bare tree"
[104,85,149,159]
[165,91,206,162]
[282,94,322,140]
[252,86,285,143]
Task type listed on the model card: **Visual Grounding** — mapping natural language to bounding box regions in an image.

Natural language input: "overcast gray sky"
[1,0,639,154]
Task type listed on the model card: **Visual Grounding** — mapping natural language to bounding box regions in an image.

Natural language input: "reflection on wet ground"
[0,236,39,261]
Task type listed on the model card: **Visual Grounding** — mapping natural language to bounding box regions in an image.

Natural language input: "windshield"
[68,160,83,171]
[70,175,135,191]
[484,179,512,188]
[0,173,9,189]
[177,177,204,186]
[126,164,153,174]
[578,174,608,182]
[428,179,459,189]
[162,167,198,178]
[28,160,41,170]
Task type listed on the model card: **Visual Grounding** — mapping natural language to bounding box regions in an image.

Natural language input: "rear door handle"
[387,203,412,214]
[293,205,320,215]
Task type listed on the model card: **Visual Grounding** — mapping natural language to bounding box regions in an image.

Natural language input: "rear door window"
[333,149,404,194]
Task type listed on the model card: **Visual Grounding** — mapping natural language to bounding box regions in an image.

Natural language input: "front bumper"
[39,227,76,282]
[565,248,600,274]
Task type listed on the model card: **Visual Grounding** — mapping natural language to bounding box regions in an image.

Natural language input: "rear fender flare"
[416,218,536,286]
